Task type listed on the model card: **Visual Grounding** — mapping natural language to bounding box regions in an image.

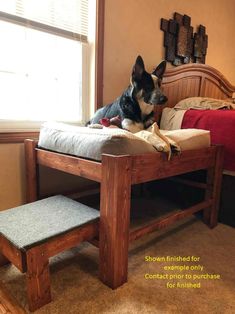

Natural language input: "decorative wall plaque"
[193,25,208,63]
[161,12,208,66]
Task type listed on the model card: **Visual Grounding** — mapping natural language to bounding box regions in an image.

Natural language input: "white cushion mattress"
[38,122,156,161]
[38,122,210,161]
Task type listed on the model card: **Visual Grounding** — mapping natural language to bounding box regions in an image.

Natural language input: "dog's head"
[130,56,167,105]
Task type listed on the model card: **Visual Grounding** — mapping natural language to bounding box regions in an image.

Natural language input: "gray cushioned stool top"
[0,195,100,250]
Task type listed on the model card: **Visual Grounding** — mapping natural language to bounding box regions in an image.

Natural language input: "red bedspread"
[181,110,235,171]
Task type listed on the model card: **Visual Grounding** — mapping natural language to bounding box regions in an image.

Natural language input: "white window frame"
[0,1,96,133]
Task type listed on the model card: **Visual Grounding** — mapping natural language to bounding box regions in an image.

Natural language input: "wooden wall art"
[161,12,208,66]
[194,25,208,64]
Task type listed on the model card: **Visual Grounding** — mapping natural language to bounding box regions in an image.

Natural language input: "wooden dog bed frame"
[23,139,224,291]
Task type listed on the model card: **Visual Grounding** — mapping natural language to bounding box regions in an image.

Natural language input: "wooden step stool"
[0,195,99,311]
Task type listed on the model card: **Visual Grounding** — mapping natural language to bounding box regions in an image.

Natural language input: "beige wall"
[103,0,235,104]
[0,144,26,210]
[1,0,235,210]
[0,143,95,211]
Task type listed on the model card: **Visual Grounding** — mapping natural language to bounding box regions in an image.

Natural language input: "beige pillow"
[161,129,211,151]
[175,97,233,110]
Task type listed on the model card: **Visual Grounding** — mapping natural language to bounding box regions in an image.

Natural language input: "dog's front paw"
[88,124,103,129]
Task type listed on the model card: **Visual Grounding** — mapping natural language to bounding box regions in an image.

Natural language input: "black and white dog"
[88,56,167,132]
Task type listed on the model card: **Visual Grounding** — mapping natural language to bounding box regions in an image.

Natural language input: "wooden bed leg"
[203,145,224,228]
[26,246,51,312]
[99,155,131,289]
[24,139,39,203]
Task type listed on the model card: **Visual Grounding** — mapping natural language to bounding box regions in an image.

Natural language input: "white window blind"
[0,0,88,42]
[0,0,93,129]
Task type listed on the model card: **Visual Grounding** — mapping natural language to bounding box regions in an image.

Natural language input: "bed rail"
[131,147,217,184]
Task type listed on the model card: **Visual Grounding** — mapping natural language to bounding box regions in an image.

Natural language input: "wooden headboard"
[155,63,235,122]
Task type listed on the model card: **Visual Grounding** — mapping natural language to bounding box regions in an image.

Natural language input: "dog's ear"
[132,55,145,81]
[152,60,166,79]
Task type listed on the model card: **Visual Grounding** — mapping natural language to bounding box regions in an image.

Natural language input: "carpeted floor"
[0,196,235,314]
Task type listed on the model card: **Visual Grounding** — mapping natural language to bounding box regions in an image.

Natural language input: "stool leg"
[0,252,9,267]
[26,246,51,311]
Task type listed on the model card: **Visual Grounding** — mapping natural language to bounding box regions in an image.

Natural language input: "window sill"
[0,120,84,143]
[0,120,40,143]
[0,131,39,144]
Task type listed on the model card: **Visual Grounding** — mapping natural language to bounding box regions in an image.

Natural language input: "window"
[0,0,95,131]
